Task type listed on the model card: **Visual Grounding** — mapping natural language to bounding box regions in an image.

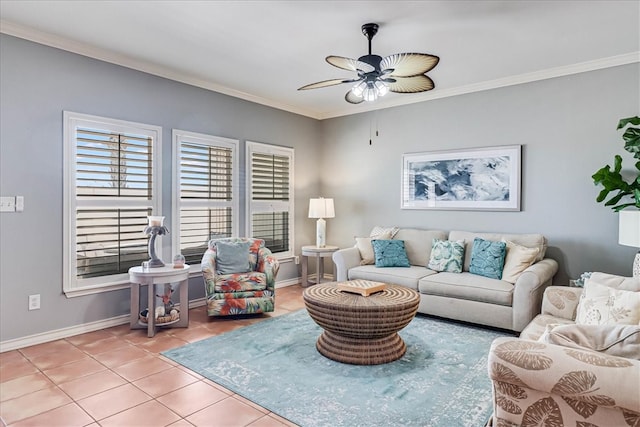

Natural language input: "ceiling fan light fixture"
[351,80,367,97]
[374,80,389,97]
[362,82,378,102]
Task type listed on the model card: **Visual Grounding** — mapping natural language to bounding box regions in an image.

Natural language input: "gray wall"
[0,34,320,342]
[1,32,638,345]
[320,63,640,284]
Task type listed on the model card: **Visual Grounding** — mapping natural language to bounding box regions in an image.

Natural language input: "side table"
[301,245,339,287]
[129,265,190,337]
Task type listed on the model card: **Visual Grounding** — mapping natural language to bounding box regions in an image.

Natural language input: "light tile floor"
[0,285,307,427]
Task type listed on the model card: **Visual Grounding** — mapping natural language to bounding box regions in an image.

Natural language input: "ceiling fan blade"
[387,75,435,93]
[381,53,439,77]
[345,90,364,104]
[326,56,375,73]
[298,78,359,90]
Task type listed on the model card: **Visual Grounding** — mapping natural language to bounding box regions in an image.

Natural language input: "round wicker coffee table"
[303,282,420,365]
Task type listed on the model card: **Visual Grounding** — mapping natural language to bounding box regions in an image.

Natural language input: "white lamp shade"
[308,198,335,219]
[619,210,640,248]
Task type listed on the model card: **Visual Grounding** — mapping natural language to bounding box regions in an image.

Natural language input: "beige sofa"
[332,228,558,332]
[488,273,640,426]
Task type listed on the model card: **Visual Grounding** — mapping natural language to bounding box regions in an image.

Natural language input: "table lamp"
[308,197,335,248]
[619,210,640,277]
[144,216,169,267]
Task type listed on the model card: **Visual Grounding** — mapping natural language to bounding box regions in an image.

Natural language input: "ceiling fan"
[298,23,439,104]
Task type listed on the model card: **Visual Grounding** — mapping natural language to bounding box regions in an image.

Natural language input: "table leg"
[301,254,309,287]
[317,256,324,284]
[130,283,140,328]
[147,283,156,338]
[177,278,189,328]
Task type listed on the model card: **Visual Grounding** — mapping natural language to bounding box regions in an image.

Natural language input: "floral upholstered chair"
[201,237,279,317]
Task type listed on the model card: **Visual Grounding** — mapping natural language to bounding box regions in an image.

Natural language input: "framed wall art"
[401,145,521,211]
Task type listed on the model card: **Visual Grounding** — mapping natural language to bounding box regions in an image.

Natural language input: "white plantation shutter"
[246,142,294,256]
[64,112,161,296]
[172,131,238,266]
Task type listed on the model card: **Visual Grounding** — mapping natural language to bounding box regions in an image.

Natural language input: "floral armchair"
[201,237,279,317]
[488,273,640,427]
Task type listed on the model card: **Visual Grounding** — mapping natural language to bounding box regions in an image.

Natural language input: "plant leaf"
[521,397,564,427]
[494,341,553,370]
[496,394,523,415]
[617,116,640,129]
[622,408,640,427]
[496,380,528,400]
[551,371,596,395]
[562,396,598,418]
[491,363,529,387]
[576,422,599,427]
[564,348,633,367]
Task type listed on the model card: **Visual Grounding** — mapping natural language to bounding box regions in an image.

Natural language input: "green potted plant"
[592,116,640,211]
[593,116,640,277]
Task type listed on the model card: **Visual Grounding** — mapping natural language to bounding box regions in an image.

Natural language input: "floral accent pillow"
[427,239,465,273]
[576,280,640,325]
[371,239,410,268]
[469,238,507,279]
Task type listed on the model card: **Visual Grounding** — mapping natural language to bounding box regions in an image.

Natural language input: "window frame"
[171,130,239,272]
[63,111,162,297]
[245,141,295,259]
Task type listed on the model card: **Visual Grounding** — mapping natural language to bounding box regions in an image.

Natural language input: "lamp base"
[633,252,640,278]
[148,258,165,268]
[316,218,326,248]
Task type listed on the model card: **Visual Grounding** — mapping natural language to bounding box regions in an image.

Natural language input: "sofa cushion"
[372,239,410,267]
[449,230,547,271]
[215,240,251,275]
[355,230,392,265]
[519,314,575,341]
[369,225,400,238]
[576,280,640,325]
[214,272,267,292]
[587,272,640,292]
[427,239,465,273]
[418,272,514,306]
[541,324,640,360]
[501,240,540,283]
[469,238,506,279]
[348,265,435,291]
[392,228,448,266]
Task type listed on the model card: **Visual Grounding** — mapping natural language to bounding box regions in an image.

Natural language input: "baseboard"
[0,277,307,353]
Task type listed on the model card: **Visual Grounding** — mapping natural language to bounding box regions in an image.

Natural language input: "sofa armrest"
[511,258,558,331]
[201,249,216,296]
[488,337,640,424]
[540,286,583,320]
[332,247,362,282]
[257,246,279,291]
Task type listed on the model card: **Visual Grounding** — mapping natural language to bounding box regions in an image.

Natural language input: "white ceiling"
[1,1,639,120]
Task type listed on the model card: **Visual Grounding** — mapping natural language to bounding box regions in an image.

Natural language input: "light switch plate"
[0,196,15,212]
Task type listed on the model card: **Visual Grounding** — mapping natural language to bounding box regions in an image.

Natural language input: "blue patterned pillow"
[469,238,507,279]
[428,239,465,273]
[372,239,410,268]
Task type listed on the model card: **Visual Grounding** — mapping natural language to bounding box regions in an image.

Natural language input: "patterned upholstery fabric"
[201,237,279,316]
[489,282,640,426]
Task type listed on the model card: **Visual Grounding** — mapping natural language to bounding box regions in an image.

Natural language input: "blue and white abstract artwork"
[402,145,521,211]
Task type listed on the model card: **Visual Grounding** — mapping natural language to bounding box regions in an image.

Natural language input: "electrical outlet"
[294,256,300,265]
[28,294,40,310]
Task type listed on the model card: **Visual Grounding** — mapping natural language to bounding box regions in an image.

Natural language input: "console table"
[301,245,338,287]
[129,265,189,337]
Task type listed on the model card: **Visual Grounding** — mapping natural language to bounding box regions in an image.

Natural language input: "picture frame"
[401,145,522,211]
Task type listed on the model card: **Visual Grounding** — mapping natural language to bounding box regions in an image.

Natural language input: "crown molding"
[2,20,638,121]
[0,20,320,119]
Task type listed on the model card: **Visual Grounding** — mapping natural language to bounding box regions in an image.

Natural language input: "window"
[246,141,294,257]
[172,130,239,268]
[63,112,162,296]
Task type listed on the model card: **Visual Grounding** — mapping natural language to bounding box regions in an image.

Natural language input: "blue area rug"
[162,309,510,427]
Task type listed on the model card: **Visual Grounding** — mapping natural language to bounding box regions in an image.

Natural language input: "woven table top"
[303,282,419,313]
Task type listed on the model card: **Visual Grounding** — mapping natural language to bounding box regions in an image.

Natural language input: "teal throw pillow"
[215,240,251,275]
[428,239,465,273]
[469,238,507,279]
[372,239,410,268]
